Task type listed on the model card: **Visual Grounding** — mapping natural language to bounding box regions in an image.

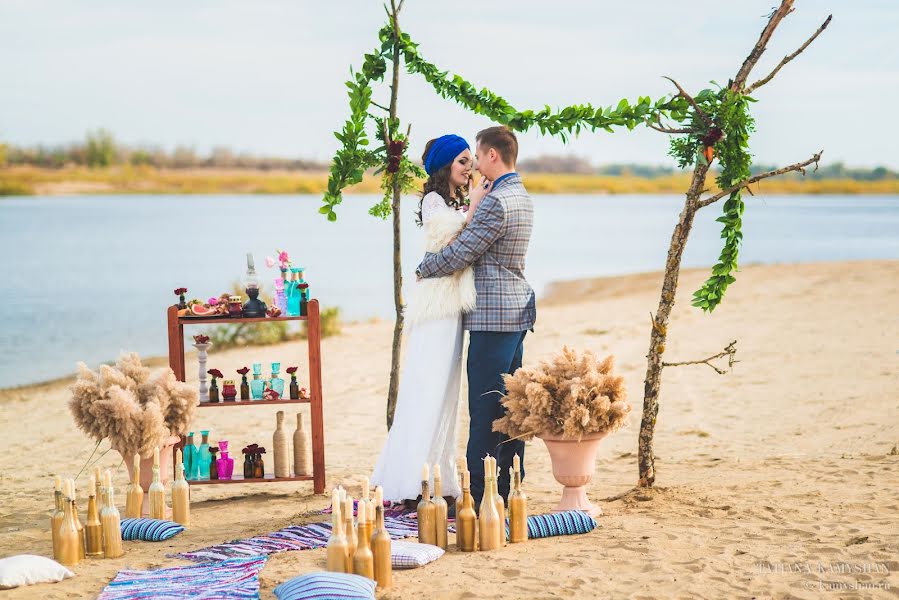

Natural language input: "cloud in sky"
[1,1,895,167]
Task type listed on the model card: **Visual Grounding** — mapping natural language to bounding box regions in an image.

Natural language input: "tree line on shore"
[0,130,895,181]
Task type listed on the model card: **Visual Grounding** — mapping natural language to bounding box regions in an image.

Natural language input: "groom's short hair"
[476,126,518,167]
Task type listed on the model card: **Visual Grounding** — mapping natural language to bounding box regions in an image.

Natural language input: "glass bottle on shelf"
[250,363,265,400]
[197,430,212,480]
[243,446,254,479]
[298,283,309,317]
[242,253,267,318]
[187,432,200,480]
[209,447,219,480]
[270,362,284,398]
[208,377,220,403]
[217,440,234,480]
[255,447,266,479]
[274,278,288,315]
[238,368,250,400]
[183,432,195,481]
[286,268,301,316]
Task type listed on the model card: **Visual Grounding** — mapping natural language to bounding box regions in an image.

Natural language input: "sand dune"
[0,260,896,598]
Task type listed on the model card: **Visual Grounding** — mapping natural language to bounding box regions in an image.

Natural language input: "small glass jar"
[228,295,243,318]
[221,379,237,402]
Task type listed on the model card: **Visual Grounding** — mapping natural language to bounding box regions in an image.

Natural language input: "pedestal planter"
[539,432,608,518]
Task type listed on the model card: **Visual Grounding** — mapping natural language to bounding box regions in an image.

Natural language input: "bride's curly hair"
[415,138,468,227]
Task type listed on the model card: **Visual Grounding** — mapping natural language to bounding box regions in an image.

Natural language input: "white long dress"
[370,193,473,501]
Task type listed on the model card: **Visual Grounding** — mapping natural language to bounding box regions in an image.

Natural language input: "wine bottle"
[343,497,356,572]
[273,411,289,478]
[51,475,64,561]
[457,470,477,552]
[417,464,437,546]
[148,447,166,520]
[326,489,349,572]
[432,464,448,550]
[352,501,375,579]
[508,455,528,544]
[125,454,143,519]
[70,480,85,560]
[478,458,502,551]
[56,479,81,566]
[100,470,124,558]
[371,504,392,589]
[172,449,190,526]
[84,475,103,557]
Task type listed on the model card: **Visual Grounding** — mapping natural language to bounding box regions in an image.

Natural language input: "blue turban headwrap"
[424,134,469,175]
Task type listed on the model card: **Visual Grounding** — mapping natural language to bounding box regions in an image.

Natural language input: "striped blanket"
[98,556,266,600]
[171,516,420,563]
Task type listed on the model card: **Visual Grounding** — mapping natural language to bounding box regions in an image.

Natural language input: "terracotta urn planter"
[539,431,608,518]
[123,435,181,517]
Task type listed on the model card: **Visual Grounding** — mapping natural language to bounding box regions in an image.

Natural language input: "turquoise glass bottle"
[269,363,284,398]
[197,430,212,480]
[183,432,195,480]
[186,432,200,480]
[250,363,265,400]
[286,268,300,316]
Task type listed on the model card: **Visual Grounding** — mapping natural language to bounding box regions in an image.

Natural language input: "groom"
[416,125,535,506]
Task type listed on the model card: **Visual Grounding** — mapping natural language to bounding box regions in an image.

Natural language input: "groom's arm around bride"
[416,126,536,506]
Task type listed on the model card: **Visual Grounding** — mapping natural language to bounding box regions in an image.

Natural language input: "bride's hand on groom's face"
[469,176,493,204]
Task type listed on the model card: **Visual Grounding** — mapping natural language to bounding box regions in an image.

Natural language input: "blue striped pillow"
[525,511,597,538]
[119,518,185,542]
[273,572,375,600]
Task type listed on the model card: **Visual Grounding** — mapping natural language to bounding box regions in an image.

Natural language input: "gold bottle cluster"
[326,482,391,589]
[53,469,126,564]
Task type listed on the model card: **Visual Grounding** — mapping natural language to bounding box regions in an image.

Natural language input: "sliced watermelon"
[190,304,215,316]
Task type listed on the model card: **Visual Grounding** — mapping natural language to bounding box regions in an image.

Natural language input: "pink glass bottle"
[217,440,235,480]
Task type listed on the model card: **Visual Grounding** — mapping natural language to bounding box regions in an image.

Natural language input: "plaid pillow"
[526,511,597,538]
[391,540,444,569]
[273,572,375,600]
[120,518,185,542]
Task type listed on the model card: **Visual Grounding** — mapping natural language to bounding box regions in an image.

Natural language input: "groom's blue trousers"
[466,330,527,507]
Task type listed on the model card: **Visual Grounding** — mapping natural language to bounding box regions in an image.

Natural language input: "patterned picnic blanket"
[98,556,266,600]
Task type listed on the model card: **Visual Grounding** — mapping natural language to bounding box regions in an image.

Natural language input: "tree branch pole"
[696,151,822,208]
[662,340,739,375]
[636,0,828,488]
[745,15,832,95]
[385,0,404,430]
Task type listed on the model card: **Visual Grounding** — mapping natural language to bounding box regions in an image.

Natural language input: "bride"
[370,133,493,503]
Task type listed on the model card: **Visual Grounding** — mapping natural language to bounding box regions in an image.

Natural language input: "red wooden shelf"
[198,398,311,408]
[179,315,307,324]
[167,300,325,495]
[187,474,314,486]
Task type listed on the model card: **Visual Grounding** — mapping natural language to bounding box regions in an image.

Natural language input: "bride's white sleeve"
[421,192,446,225]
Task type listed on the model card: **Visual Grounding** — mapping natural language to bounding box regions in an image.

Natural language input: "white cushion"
[0,554,73,589]
[391,540,444,569]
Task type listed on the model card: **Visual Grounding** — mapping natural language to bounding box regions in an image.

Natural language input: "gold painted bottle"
[84,476,104,557]
[326,490,348,572]
[432,464,448,550]
[352,504,374,579]
[417,464,437,546]
[171,449,190,526]
[51,476,64,561]
[371,504,392,589]
[478,460,502,551]
[70,480,86,560]
[492,459,505,535]
[358,478,372,544]
[125,454,143,519]
[457,470,477,552]
[57,480,81,566]
[509,456,528,544]
[101,471,124,558]
[454,457,467,531]
[148,447,166,520]
[343,497,356,572]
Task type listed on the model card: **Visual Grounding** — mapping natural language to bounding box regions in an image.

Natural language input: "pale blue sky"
[1,1,895,168]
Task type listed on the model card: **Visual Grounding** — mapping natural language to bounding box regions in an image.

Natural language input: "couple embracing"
[371,126,535,509]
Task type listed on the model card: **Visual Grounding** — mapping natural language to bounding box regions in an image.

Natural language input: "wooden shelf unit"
[167,301,325,493]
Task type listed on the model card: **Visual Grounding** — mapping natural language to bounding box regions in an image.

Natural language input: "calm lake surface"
[1,193,897,388]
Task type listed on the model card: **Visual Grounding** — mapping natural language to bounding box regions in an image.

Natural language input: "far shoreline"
[3,165,899,196]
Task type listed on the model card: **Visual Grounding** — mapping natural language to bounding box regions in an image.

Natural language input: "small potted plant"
[492,346,631,517]
[237,367,250,400]
[286,366,299,399]
[207,369,223,403]
[174,287,188,312]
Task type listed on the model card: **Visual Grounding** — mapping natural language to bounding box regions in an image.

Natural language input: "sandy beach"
[1,260,897,599]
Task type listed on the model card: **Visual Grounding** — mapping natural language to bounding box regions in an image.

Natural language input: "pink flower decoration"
[278,251,289,263]
[265,256,276,268]
[207,297,219,306]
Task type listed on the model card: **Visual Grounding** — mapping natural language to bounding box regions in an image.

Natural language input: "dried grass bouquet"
[69,352,198,457]
[493,346,631,441]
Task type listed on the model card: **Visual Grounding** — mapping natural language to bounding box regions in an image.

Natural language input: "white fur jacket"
[405,200,477,326]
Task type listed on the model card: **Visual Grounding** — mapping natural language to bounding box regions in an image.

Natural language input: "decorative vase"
[250,363,265,400]
[197,430,212,480]
[272,411,289,478]
[270,363,284,398]
[539,432,608,518]
[293,412,311,476]
[222,380,237,402]
[193,341,213,402]
[217,440,234,480]
[124,435,181,516]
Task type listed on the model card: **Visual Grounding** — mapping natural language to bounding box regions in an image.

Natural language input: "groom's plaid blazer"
[416,174,536,332]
